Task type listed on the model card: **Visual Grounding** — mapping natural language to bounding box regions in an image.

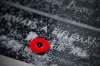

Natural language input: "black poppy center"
[37,42,43,48]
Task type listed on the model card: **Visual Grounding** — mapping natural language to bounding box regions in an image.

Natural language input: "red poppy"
[29,37,51,55]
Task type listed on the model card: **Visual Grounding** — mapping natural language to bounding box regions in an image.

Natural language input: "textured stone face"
[0,0,100,66]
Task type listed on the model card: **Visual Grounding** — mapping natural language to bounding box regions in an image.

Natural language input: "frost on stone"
[69,46,89,58]
[8,40,22,52]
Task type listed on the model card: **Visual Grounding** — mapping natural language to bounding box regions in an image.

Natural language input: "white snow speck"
[25,31,38,41]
